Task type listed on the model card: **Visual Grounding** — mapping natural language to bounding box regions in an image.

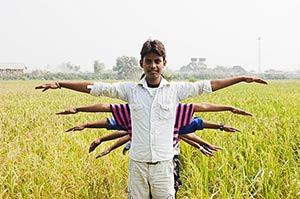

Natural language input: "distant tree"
[59,62,81,73]
[94,60,105,73]
[113,56,140,78]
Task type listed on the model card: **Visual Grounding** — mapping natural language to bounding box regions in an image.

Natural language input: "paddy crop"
[1,80,299,198]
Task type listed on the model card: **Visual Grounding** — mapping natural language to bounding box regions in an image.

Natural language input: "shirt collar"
[138,76,170,88]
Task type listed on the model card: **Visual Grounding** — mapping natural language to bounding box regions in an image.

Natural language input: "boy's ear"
[139,60,143,68]
[163,60,167,68]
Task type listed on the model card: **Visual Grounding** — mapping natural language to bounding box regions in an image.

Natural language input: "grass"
[1,80,299,198]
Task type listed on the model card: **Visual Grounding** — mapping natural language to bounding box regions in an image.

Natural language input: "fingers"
[200,148,214,156]
[56,109,76,115]
[232,108,253,116]
[35,84,50,91]
[35,82,60,91]
[244,111,253,116]
[89,139,101,153]
[237,110,253,116]
[89,143,97,153]
[255,78,268,84]
[35,85,45,89]
[65,127,75,132]
[224,126,240,132]
[96,150,109,159]
[212,145,223,151]
[66,128,74,132]
[245,77,268,84]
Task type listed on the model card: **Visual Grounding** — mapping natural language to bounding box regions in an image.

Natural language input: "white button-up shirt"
[90,77,212,162]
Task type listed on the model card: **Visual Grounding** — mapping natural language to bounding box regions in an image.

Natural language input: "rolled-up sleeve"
[175,80,212,101]
[90,82,133,101]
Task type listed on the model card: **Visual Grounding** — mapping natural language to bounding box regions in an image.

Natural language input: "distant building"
[180,57,207,72]
[0,63,27,75]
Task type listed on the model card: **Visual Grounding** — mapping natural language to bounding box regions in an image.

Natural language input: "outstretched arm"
[210,76,268,92]
[179,133,222,152]
[35,81,93,93]
[203,121,240,132]
[65,120,109,132]
[56,104,111,115]
[179,136,214,156]
[194,103,252,116]
[95,134,130,158]
[89,130,128,153]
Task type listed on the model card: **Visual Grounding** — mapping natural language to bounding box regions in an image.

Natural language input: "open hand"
[35,82,60,92]
[231,107,253,116]
[89,138,102,153]
[207,144,223,151]
[65,125,85,132]
[224,125,240,132]
[199,146,214,157]
[244,76,268,84]
[56,108,78,115]
[96,150,110,158]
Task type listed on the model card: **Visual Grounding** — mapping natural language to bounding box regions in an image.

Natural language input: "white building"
[0,63,27,74]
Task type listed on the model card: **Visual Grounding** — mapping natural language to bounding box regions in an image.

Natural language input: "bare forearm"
[210,75,267,91]
[84,120,109,129]
[194,102,233,112]
[210,76,245,91]
[203,121,221,129]
[180,136,200,149]
[107,135,130,152]
[58,81,93,93]
[75,104,111,113]
[101,130,128,142]
[180,133,212,147]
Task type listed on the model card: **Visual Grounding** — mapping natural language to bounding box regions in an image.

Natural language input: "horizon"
[1,0,299,73]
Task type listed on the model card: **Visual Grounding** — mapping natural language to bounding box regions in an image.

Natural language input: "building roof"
[0,63,27,70]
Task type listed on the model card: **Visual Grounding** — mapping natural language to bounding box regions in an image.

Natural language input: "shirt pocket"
[129,104,144,120]
[159,103,173,120]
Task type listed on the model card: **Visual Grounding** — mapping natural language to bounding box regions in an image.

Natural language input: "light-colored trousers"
[128,159,175,199]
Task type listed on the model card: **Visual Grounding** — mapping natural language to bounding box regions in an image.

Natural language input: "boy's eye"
[144,59,162,65]
[154,60,161,64]
[145,59,152,64]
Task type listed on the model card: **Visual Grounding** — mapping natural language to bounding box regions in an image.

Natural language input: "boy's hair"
[140,39,166,60]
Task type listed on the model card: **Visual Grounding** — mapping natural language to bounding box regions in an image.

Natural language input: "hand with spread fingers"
[231,107,253,116]
[223,125,241,133]
[35,82,60,92]
[244,76,268,84]
[207,144,223,152]
[96,150,111,158]
[199,146,214,157]
[65,125,85,132]
[56,108,78,115]
[89,138,102,153]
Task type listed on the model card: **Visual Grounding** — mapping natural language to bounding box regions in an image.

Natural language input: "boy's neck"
[146,76,161,88]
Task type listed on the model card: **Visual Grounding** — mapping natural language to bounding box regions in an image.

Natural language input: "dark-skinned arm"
[56,103,111,115]
[95,134,130,158]
[210,76,268,92]
[89,130,129,153]
[35,81,93,93]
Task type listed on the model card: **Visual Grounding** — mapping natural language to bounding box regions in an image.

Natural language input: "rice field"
[1,80,299,198]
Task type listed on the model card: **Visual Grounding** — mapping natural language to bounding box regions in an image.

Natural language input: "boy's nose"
[150,62,157,68]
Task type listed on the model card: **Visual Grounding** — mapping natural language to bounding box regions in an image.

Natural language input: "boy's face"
[140,53,167,82]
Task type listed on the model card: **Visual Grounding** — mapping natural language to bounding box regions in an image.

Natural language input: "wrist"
[73,107,78,113]
[219,122,224,131]
[55,81,61,89]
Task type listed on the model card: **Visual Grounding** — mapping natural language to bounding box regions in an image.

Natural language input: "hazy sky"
[1,0,299,72]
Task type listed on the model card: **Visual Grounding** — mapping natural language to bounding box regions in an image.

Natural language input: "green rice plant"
[1,80,299,198]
